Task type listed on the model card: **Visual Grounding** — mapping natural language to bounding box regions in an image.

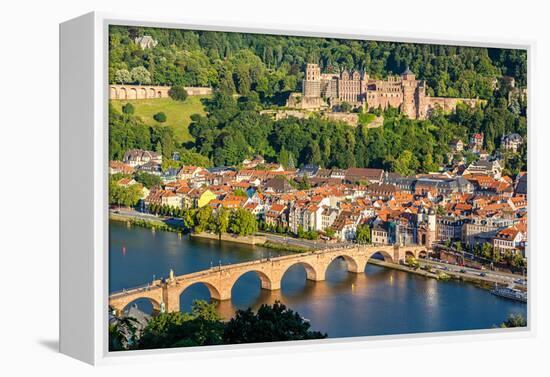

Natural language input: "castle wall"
[423,97,482,117]
[109,84,212,100]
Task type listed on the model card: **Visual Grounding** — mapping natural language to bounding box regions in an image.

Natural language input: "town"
[109,124,527,272]
[106,28,528,351]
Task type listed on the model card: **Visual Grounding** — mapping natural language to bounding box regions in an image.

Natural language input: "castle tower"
[401,67,419,119]
[303,63,321,98]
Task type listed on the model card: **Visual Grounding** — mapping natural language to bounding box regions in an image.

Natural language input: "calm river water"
[109,221,526,338]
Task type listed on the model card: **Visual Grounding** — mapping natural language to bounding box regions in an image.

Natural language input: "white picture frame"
[59,11,535,365]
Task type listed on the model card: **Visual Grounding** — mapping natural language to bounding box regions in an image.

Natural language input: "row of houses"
[110,149,527,256]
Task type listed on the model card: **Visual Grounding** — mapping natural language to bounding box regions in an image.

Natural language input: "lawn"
[110,96,209,143]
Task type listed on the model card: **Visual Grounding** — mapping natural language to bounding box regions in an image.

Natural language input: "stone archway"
[109,289,163,316]
[282,261,323,283]
[367,249,394,263]
[120,297,161,316]
[230,270,275,292]
[177,281,223,302]
[110,87,117,99]
[325,254,363,275]
[149,88,156,98]
[139,87,147,99]
[129,88,137,100]
[119,87,127,100]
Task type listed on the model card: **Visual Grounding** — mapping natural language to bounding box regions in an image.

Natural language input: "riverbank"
[109,213,181,233]
[370,259,518,292]
[108,214,523,292]
[368,259,440,279]
[263,241,312,253]
[191,231,267,245]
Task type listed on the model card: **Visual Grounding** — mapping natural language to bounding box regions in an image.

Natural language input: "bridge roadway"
[109,243,428,315]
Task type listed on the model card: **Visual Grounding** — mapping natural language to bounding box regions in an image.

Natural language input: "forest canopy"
[110,26,527,101]
[109,26,527,176]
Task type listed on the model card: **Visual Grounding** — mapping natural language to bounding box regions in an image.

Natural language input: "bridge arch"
[325,254,361,274]
[178,281,223,302]
[109,289,163,316]
[121,297,161,316]
[367,249,394,263]
[282,260,322,282]
[230,269,274,291]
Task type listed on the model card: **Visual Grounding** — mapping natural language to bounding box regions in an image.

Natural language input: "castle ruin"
[287,63,482,120]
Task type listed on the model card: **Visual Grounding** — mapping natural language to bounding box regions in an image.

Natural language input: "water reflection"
[110,221,527,338]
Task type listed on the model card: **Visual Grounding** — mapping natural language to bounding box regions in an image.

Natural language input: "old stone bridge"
[109,244,428,315]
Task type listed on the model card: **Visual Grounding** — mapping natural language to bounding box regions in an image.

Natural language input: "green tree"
[114,69,131,84]
[223,301,327,344]
[392,150,417,176]
[137,300,224,349]
[279,147,295,169]
[183,208,197,229]
[130,66,151,85]
[481,243,493,260]
[153,112,167,123]
[229,208,258,236]
[355,224,371,244]
[134,172,162,189]
[212,207,230,237]
[233,188,248,197]
[453,241,462,252]
[168,85,188,101]
[109,315,138,351]
[122,103,134,115]
[109,180,142,207]
[194,206,213,233]
[500,314,527,328]
[339,101,352,112]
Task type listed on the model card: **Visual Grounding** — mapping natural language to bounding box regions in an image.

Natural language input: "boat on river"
[490,285,527,303]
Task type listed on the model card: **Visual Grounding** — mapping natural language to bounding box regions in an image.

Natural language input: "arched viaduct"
[109,244,428,315]
[109,85,212,100]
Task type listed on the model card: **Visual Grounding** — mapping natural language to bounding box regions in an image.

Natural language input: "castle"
[287,63,482,120]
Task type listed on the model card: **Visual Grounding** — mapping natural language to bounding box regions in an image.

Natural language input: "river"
[109,220,526,338]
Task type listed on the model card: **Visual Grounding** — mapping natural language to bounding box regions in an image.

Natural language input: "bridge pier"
[307,269,325,282]
[347,257,368,274]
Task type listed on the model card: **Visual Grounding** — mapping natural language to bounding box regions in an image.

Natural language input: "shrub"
[153,112,167,123]
[122,103,134,115]
[168,85,188,101]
